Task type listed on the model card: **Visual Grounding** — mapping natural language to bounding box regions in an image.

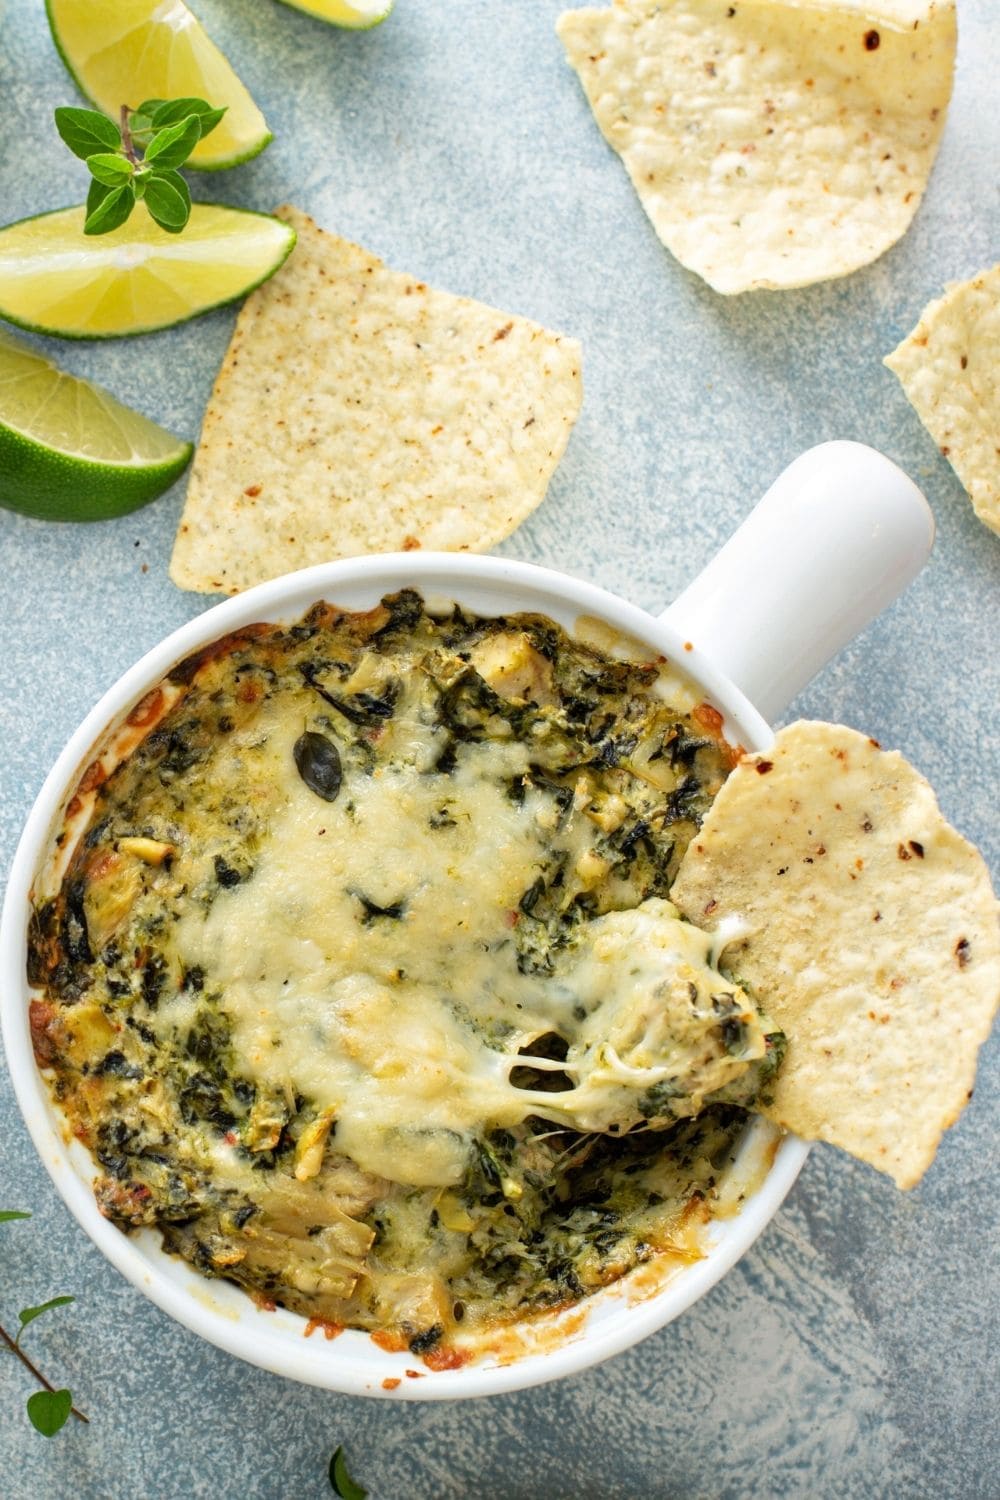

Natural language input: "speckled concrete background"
[1,1,997,1496]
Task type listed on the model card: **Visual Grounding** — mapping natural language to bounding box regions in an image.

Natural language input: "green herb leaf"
[17,1296,75,1341]
[129,101,164,144]
[83,182,135,236]
[143,172,191,233]
[26,1388,73,1438]
[86,178,113,216]
[86,152,133,187]
[191,105,227,138]
[0,1210,32,1223]
[150,97,227,138]
[144,114,203,170]
[148,167,191,211]
[329,1446,367,1500]
[54,106,121,160]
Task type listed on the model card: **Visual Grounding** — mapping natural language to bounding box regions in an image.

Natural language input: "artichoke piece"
[468,630,556,705]
[370,1269,455,1345]
[241,1206,374,1299]
[59,999,118,1064]
[118,836,175,866]
[244,1091,289,1153]
[82,853,141,952]
[293,1106,337,1181]
[163,1192,375,1304]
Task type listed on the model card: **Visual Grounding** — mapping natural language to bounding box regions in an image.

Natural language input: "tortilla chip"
[556,0,955,294]
[671,722,1000,1188]
[170,207,583,594]
[885,265,1000,537]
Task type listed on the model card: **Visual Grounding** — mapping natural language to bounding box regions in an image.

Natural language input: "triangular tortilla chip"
[170,207,583,594]
[671,721,1000,1187]
[557,0,956,293]
[885,264,1000,537]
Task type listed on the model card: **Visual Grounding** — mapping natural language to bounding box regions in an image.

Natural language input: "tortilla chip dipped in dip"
[556,0,956,294]
[671,722,1000,1188]
[170,208,583,594]
[885,265,1000,537]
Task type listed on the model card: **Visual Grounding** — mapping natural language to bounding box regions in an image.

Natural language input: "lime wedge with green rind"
[46,0,271,171]
[0,329,191,521]
[0,204,296,340]
[272,0,394,30]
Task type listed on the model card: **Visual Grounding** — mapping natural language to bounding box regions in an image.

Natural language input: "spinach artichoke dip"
[28,591,784,1364]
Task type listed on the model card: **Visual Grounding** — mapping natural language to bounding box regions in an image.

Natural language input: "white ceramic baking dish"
[0,440,934,1399]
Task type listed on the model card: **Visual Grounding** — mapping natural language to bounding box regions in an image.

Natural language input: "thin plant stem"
[119,103,140,164]
[0,1321,89,1424]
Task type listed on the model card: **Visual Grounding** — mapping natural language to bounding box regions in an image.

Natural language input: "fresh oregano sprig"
[1,1210,87,1436]
[54,98,227,236]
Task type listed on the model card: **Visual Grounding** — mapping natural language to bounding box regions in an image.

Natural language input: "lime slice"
[0,204,296,339]
[0,329,192,521]
[272,0,394,29]
[46,0,271,170]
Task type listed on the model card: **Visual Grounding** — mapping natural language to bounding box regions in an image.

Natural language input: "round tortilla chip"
[671,721,1000,1188]
[557,0,956,293]
[885,264,1000,538]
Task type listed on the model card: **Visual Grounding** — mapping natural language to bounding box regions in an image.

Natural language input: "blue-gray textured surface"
[1,1,998,1496]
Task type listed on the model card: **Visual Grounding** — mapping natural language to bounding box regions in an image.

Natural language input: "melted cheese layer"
[170,693,760,1186]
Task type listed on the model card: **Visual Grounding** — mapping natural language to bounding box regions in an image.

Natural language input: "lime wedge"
[0,204,296,339]
[46,0,271,171]
[273,0,394,29]
[0,329,191,521]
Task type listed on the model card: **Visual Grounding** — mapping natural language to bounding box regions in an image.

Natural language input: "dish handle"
[660,440,935,724]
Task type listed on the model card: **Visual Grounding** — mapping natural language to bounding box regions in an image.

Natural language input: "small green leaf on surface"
[84,183,135,236]
[144,114,202,170]
[54,106,121,160]
[144,172,191,233]
[0,1210,32,1224]
[86,152,133,187]
[17,1297,75,1342]
[329,1446,367,1500]
[26,1388,73,1438]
